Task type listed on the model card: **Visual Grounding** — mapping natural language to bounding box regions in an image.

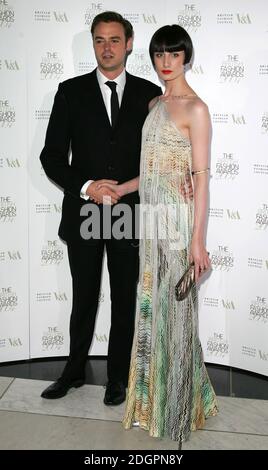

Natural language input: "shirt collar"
[97,68,126,92]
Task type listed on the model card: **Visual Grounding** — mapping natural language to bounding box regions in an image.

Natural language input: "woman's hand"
[189,237,211,282]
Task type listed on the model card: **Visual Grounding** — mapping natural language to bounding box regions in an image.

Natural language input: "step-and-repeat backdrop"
[1,0,267,376]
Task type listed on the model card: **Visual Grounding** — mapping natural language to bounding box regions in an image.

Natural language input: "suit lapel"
[86,69,111,131]
[114,73,135,130]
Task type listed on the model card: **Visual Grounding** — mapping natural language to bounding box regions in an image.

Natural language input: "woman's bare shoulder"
[188,96,209,113]
[170,96,209,123]
[181,97,209,124]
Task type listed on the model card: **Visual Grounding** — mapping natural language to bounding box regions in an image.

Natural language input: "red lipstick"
[162,70,172,75]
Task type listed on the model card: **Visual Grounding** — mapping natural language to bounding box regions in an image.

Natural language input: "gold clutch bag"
[175,262,195,301]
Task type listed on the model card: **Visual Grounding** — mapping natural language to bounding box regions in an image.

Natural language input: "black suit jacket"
[40,69,162,243]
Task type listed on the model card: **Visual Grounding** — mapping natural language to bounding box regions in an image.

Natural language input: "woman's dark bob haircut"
[149,24,193,66]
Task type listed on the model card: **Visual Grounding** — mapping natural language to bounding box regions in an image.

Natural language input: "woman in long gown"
[99,24,218,442]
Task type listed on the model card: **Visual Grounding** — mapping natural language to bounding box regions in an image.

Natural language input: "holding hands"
[86,179,124,205]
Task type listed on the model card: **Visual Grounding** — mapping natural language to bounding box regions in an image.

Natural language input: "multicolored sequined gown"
[123,98,218,442]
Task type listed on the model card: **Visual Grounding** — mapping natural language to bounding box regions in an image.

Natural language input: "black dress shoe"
[41,378,85,399]
[103,381,126,406]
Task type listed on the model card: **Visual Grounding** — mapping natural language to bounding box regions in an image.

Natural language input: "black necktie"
[105,81,119,127]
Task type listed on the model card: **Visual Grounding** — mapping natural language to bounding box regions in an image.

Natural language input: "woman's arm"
[189,101,211,281]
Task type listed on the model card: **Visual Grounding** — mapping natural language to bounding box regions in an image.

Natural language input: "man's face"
[93,21,132,76]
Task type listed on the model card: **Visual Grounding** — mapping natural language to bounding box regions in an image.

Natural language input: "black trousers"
[62,239,139,385]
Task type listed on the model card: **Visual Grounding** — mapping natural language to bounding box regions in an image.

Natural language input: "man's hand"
[179,173,194,201]
[86,179,120,205]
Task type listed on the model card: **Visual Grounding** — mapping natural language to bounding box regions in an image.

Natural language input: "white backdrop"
[0,0,267,376]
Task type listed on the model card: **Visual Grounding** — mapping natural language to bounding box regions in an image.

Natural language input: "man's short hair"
[91,11,133,42]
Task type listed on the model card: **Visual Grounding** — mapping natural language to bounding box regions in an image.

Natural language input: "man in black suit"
[40,11,161,404]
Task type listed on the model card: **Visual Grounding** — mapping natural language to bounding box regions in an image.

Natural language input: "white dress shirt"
[80,68,126,200]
